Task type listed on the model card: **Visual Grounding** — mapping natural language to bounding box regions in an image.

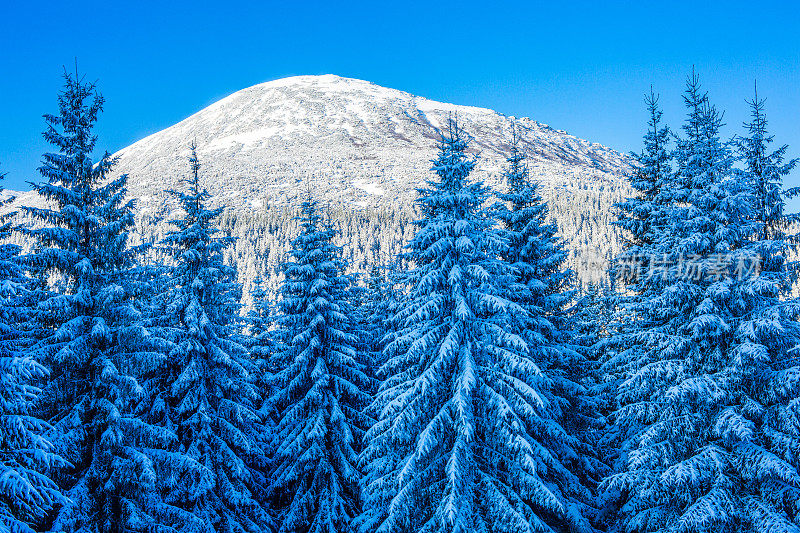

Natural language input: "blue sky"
[1,0,798,193]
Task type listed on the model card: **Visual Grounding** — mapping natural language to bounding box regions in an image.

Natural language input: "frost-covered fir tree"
[604,71,800,533]
[137,144,270,533]
[267,196,371,533]
[21,70,170,533]
[359,119,589,533]
[0,167,65,533]
[495,128,602,531]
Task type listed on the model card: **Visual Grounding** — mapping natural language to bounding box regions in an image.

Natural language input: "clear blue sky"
[1,0,798,193]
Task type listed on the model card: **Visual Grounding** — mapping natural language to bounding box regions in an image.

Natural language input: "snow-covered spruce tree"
[572,284,614,372]
[731,89,800,528]
[494,128,602,531]
[604,71,800,533]
[247,277,275,361]
[599,88,674,529]
[245,275,280,413]
[571,281,618,437]
[356,265,399,380]
[267,196,371,533]
[615,88,672,252]
[607,87,673,373]
[358,119,587,533]
[243,275,278,502]
[137,144,270,533]
[573,282,623,530]
[736,85,799,239]
[20,70,171,532]
[0,166,65,533]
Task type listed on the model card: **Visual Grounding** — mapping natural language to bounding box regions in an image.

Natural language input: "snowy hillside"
[11,75,632,289]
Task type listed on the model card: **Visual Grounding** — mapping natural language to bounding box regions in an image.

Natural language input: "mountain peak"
[243,74,378,94]
[113,73,628,207]
[254,73,375,88]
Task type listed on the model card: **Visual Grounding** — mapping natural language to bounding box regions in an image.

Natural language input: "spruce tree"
[357,266,399,380]
[21,70,169,533]
[495,128,601,531]
[600,88,674,529]
[0,167,65,533]
[247,277,275,361]
[267,196,371,533]
[615,88,672,252]
[573,282,621,530]
[731,89,800,529]
[359,119,583,533]
[736,85,799,238]
[605,71,800,533]
[244,275,279,416]
[244,275,277,505]
[138,144,270,532]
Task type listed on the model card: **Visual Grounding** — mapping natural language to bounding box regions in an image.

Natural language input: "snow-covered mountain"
[114,74,628,214]
[12,75,632,291]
